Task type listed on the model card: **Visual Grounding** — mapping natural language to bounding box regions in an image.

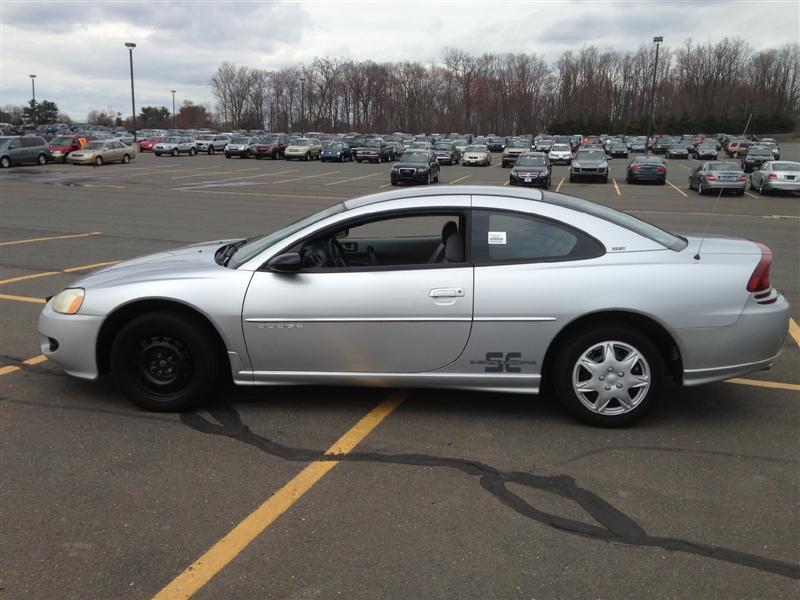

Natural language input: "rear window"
[708,163,740,171]
[747,147,772,156]
[772,162,800,171]
[544,195,688,251]
[50,137,74,145]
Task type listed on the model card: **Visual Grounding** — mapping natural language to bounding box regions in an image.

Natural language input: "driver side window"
[292,212,467,270]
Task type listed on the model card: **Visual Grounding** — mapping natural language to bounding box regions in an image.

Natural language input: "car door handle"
[429,288,465,298]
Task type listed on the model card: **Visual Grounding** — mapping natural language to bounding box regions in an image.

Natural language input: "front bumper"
[629,171,666,182]
[37,302,104,380]
[391,169,429,184]
[510,172,548,187]
[226,148,251,157]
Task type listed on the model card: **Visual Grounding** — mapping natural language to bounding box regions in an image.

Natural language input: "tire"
[433,170,439,183]
[155,152,162,157]
[759,180,767,195]
[209,147,215,155]
[95,156,104,166]
[552,325,664,426]
[569,174,575,183]
[110,311,221,412]
[697,181,704,195]
[0,156,11,168]
[244,150,250,159]
[272,151,278,160]
[37,154,48,166]
[427,171,432,185]
[357,159,362,163]
[225,153,231,159]
[305,152,310,161]
[189,148,196,156]
[171,148,179,157]
[735,189,745,196]
[603,175,609,184]
[122,154,130,164]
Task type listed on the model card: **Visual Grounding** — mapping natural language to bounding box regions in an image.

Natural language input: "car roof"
[344,185,544,210]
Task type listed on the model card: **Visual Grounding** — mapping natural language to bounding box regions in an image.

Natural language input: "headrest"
[445,232,464,263]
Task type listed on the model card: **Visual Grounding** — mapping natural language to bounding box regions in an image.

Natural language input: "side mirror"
[268,252,302,273]
[335,229,349,239]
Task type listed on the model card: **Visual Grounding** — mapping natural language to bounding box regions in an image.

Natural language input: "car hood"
[393,162,427,169]
[512,166,548,173]
[504,147,528,154]
[71,240,236,289]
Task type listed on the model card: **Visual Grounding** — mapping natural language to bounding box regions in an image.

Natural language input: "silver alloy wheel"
[572,340,651,415]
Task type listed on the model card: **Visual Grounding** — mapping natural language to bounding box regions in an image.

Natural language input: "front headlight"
[600,162,608,169]
[51,288,84,314]
[572,162,581,168]
[391,166,399,172]
[417,167,428,173]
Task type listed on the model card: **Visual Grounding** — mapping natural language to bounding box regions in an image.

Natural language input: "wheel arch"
[540,309,684,389]
[96,298,230,379]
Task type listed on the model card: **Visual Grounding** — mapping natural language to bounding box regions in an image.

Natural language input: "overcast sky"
[1,0,798,121]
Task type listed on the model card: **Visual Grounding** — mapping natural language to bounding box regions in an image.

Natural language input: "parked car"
[321,142,353,162]
[138,136,164,152]
[608,142,629,158]
[665,145,689,159]
[67,140,136,166]
[725,140,752,158]
[652,139,671,154]
[487,137,506,152]
[48,135,93,162]
[252,134,291,160]
[37,185,789,426]
[548,143,572,165]
[509,152,551,188]
[432,142,460,165]
[741,146,774,173]
[195,134,230,155]
[461,145,492,166]
[154,136,197,157]
[626,156,666,184]
[502,139,532,167]
[356,140,394,163]
[0,136,50,168]
[688,161,747,195]
[692,144,718,160]
[749,161,800,195]
[569,148,609,183]
[629,140,647,153]
[406,141,433,151]
[223,136,256,158]
[390,150,440,185]
[284,138,323,161]
[758,139,781,160]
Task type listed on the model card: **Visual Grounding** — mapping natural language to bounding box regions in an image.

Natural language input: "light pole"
[171,90,177,130]
[125,42,137,141]
[644,36,663,156]
[299,75,306,136]
[29,74,36,124]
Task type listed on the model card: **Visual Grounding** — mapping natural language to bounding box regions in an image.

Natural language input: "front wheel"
[224,153,231,159]
[95,156,104,166]
[0,156,11,168]
[110,311,221,412]
[553,326,663,426]
[37,154,48,165]
[171,148,179,157]
[155,152,162,157]
[697,181,704,195]
[208,147,215,155]
[122,154,130,164]
[189,148,197,156]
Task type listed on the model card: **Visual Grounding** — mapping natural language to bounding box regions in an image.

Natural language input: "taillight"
[706,173,716,180]
[739,175,747,181]
[747,242,772,292]
[631,165,641,171]
[768,173,777,180]
[656,166,666,172]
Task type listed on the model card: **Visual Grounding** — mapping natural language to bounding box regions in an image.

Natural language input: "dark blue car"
[321,142,353,162]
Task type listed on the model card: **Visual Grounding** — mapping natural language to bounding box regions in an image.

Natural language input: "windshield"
[669,145,686,150]
[576,150,606,160]
[230,137,250,144]
[292,139,311,146]
[708,162,741,171]
[509,140,529,149]
[228,203,346,268]
[197,135,214,140]
[261,136,279,144]
[748,148,772,156]
[365,141,382,148]
[772,162,800,171]
[400,152,429,163]
[50,137,74,145]
[164,137,181,143]
[515,156,546,167]
[434,143,453,150]
[408,143,428,149]
[550,144,570,151]
[83,142,106,150]
[466,146,486,152]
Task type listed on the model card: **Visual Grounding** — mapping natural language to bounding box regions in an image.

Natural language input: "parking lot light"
[645,36,663,156]
[171,90,177,131]
[29,74,37,124]
[125,42,137,141]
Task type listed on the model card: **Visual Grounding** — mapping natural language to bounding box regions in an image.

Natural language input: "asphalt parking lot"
[1,148,799,599]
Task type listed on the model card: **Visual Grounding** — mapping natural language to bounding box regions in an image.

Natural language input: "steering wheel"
[327,238,349,268]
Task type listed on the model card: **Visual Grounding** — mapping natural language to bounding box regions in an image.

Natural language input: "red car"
[48,135,93,162]
[252,134,291,159]
[139,137,164,152]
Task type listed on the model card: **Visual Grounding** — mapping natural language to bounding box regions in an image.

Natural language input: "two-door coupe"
[38,186,789,426]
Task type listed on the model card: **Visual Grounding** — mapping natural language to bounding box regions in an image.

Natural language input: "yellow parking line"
[273,171,341,185]
[503,181,509,186]
[153,390,406,600]
[180,189,346,201]
[449,175,471,185]
[555,177,564,192]
[0,354,48,376]
[612,178,621,196]
[0,231,102,246]
[325,172,383,186]
[0,293,46,304]
[378,183,392,188]
[745,191,759,199]
[666,180,688,198]
[0,271,60,285]
[0,260,120,286]
[790,318,800,346]
[727,378,800,392]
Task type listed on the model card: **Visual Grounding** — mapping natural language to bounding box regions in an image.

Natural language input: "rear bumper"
[764,180,800,192]
[704,180,746,190]
[678,293,790,386]
[629,173,665,182]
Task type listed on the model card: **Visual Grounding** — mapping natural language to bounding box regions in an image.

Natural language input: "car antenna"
[693,184,725,261]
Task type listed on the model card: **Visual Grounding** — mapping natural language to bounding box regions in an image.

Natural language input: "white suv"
[154,136,197,157]
[548,143,573,165]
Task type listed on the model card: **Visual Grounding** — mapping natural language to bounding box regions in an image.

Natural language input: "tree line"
[209,39,799,135]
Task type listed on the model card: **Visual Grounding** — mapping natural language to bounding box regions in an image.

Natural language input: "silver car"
[154,136,197,157]
[195,134,230,155]
[38,186,789,426]
[688,161,747,196]
[749,161,800,194]
[570,148,609,183]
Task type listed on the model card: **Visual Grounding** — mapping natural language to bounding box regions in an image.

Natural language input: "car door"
[241,206,473,375]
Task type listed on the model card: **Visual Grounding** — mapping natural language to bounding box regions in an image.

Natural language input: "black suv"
[741,146,774,173]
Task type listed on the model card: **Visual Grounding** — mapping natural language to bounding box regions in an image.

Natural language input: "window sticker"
[488,231,507,245]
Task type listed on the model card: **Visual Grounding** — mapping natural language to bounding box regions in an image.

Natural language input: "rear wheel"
[553,326,663,426]
[697,181,704,195]
[122,154,130,164]
[155,152,162,157]
[171,148,179,157]
[0,156,11,168]
[189,148,197,156]
[208,147,215,155]
[37,154,48,165]
[110,311,221,412]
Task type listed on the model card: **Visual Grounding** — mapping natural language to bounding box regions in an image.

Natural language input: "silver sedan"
[38,186,789,426]
[749,160,800,194]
